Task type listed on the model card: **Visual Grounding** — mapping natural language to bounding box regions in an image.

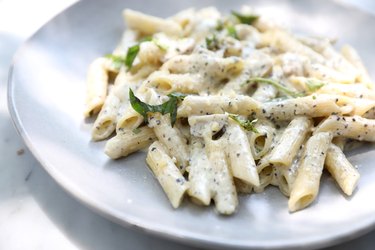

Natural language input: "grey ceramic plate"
[8,0,375,249]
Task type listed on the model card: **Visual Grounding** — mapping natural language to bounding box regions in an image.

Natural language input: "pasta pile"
[84,6,375,214]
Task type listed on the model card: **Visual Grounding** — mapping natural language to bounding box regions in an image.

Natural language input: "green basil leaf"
[105,54,126,70]
[229,114,258,133]
[231,11,259,25]
[129,89,186,126]
[129,88,151,120]
[125,44,141,69]
[245,77,304,98]
[215,20,224,31]
[227,26,239,40]
[114,36,153,70]
[305,79,325,92]
[167,92,187,100]
[206,34,220,51]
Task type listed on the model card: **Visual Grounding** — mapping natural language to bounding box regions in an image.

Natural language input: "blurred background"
[1,0,375,249]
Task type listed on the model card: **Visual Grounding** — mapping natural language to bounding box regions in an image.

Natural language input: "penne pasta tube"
[325,143,360,196]
[205,138,238,215]
[341,44,373,86]
[253,129,284,193]
[315,115,375,141]
[146,141,189,208]
[161,54,244,78]
[148,113,189,173]
[187,137,211,205]
[188,114,238,214]
[138,41,164,65]
[178,95,260,117]
[253,160,273,193]
[226,119,260,186]
[116,107,144,132]
[84,57,110,117]
[249,120,276,160]
[260,29,325,64]
[261,94,345,121]
[304,63,355,84]
[317,83,375,100]
[269,116,313,167]
[288,132,332,212]
[276,146,304,197]
[91,86,119,141]
[104,126,156,159]
[123,9,182,36]
[146,71,202,94]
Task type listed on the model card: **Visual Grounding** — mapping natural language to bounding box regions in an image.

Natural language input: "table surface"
[1,0,375,249]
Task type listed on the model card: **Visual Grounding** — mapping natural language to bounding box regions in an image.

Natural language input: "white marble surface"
[1,0,375,249]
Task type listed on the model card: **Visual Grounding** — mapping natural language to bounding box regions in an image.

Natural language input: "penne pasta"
[288,132,332,212]
[269,116,312,167]
[149,113,190,172]
[84,57,110,117]
[315,115,375,141]
[86,6,374,215]
[105,126,156,159]
[325,143,360,196]
[226,119,259,186]
[146,141,189,208]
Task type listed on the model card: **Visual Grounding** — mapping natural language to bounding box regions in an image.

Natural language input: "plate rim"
[7,0,375,249]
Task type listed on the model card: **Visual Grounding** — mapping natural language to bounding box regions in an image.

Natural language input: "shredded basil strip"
[229,114,258,133]
[245,77,304,98]
[125,45,141,69]
[215,20,224,31]
[305,79,325,92]
[231,11,259,25]
[106,36,155,70]
[105,54,126,70]
[206,34,220,51]
[227,26,239,40]
[129,89,186,126]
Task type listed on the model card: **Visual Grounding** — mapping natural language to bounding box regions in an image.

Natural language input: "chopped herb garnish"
[215,20,224,31]
[206,34,220,51]
[227,26,239,40]
[305,79,325,92]
[126,37,153,69]
[105,54,126,70]
[245,77,304,98]
[125,44,141,69]
[129,89,186,126]
[231,11,259,25]
[229,114,258,133]
[106,36,157,70]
